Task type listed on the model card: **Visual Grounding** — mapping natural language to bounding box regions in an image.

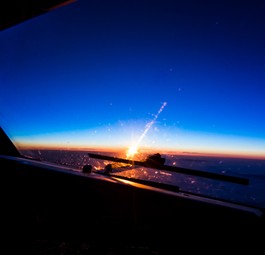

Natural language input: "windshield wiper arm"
[87,153,249,185]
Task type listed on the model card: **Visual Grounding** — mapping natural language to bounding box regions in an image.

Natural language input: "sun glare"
[126,146,138,158]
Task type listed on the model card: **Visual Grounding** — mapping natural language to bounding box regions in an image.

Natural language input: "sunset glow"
[126,145,138,159]
[1,0,265,163]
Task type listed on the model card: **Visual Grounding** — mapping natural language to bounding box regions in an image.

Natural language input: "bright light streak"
[135,102,167,147]
[126,102,167,158]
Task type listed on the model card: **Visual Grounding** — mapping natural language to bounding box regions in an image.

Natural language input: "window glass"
[1,0,265,208]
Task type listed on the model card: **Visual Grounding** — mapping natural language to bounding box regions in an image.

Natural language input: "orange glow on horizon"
[126,145,138,159]
[16,141,265,160]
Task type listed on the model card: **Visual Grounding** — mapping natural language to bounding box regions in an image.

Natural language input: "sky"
[0,0,265,158]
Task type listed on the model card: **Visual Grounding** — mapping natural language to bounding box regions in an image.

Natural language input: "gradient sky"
[0,0,265,158]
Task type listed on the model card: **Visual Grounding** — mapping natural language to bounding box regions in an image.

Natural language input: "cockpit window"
[1,0,265,209]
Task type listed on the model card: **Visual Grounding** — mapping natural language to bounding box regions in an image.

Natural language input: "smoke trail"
[135,102,167,147]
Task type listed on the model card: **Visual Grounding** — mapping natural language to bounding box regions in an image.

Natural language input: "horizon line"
[17,143,265,160]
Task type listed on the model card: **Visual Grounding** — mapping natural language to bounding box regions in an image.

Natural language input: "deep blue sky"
[1,0,265,157]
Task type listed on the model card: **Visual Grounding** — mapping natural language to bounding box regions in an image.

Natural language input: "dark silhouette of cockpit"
[145,153,166,167]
